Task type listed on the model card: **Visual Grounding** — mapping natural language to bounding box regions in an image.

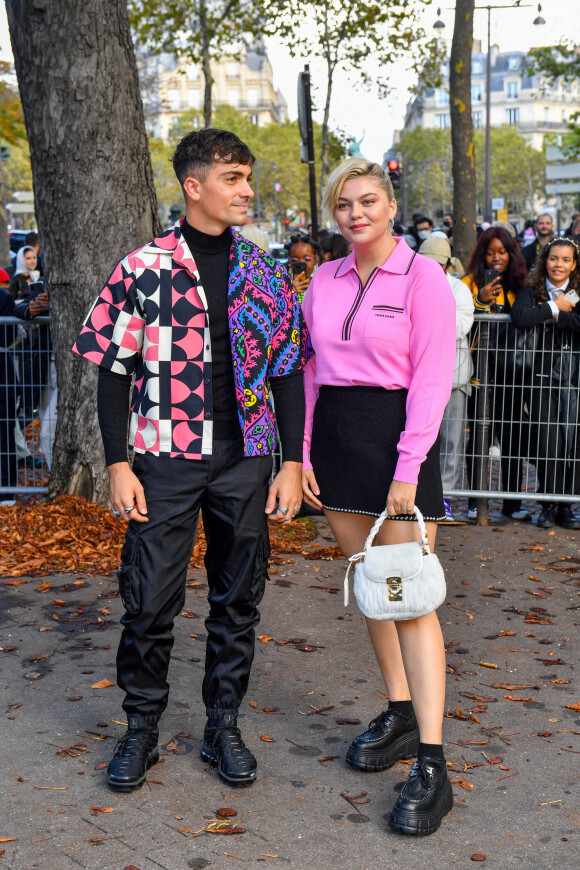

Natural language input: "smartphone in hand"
[564,288,579,305]
[484,268,500,291]
[291,261,307,278]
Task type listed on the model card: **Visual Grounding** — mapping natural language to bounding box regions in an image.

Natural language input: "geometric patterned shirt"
[73,221,306,459]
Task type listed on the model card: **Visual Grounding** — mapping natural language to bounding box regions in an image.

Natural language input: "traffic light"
[1,146,10,163]
[387,159,401,190]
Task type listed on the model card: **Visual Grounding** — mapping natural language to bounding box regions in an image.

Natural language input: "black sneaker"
[538,505,556,529]
[389,756,453,836]
[200,726,257,787]
[107,714,159,792]
[555,506,580,530]
[346,709,419,772]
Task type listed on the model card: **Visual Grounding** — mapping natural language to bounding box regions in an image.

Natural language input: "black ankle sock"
[388,700,415,718]
[418,742,445,761]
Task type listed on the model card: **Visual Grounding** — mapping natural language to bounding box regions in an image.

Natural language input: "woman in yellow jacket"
[462,226,529,520]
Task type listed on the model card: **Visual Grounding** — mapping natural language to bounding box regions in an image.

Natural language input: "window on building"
[249,114,260,126]
[186,64,199,80]
[168,89,181,111]
[471,83,483,104]
[227,62,240,78]
[472,60,482,74]
[436,113,450,129]
[562,109,567,123]
[508,57,520,71]
[472,111,483,129]
[247,88,259,108]
[507,81,519,100]
[189,89,200,110]
[506,107,519,125]
[435,88,449,107]
[228,88,240,107]
[544,107,551,124]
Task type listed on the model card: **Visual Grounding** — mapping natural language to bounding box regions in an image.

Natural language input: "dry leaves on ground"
[0,497,321,578]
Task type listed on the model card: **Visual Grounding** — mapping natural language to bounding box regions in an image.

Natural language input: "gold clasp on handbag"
[386,576,403,602]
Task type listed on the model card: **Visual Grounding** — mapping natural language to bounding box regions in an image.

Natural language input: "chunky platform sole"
[346,728,420,772]
[200,745,257,787]
[389,778,453,836]
[107,748,160,792]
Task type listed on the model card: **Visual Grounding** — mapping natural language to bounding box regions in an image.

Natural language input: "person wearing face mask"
[414,216,433,244]
[522,213,554,271]
[9,246,40,299]
[512,239,580,529]
[462,227,529,521]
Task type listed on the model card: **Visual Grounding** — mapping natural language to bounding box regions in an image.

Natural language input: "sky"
[0,1,574,164]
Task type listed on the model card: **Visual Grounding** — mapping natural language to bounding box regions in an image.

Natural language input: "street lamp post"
[434,4,545,223]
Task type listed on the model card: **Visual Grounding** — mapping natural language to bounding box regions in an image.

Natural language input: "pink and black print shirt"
[73,222,306,460]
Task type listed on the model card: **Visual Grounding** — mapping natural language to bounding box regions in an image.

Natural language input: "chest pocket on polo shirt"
[363,305,404,341]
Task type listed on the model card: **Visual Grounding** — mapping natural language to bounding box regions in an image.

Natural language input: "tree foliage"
[265,0,441,201]
[129,0,262,125]
[396,125,545,222]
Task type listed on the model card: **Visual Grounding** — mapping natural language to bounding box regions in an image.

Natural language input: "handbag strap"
[344,505,431,607]
[363,505,430,555]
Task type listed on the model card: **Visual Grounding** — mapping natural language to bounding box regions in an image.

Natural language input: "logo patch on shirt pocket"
[363,305,404,341]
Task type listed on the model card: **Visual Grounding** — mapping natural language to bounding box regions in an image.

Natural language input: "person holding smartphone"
[286,235,320,303]
[462,227,529,521]
[512,238,580,529]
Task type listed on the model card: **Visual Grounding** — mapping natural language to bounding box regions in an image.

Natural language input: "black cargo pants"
[116,438,272,723]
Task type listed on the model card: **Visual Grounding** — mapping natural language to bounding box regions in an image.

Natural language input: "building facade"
[402,43,580,151]
[140,41,288,141]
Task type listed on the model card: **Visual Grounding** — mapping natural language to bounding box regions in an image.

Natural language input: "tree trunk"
[199,4,213,126]
[6,0,160,504]
[449,0,476,268]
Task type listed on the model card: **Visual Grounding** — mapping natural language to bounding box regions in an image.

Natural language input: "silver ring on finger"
[292,508,300,516]
[124,505,135,514]
[279,506,289,515]
[112,509,121,519]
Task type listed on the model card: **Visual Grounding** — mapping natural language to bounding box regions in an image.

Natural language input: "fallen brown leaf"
[505,695,535,702]
[90,679,115,689]
[260,734,275,742]
[564,701,580,712]
[217,808,237,819]
[450,778,474,791]
[478,662,499,669]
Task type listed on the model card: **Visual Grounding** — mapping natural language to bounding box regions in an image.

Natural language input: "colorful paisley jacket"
[73,221,306,459]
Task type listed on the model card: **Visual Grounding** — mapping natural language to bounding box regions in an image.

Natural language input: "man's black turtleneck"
[181,220,239,440]
[97,220,304,465]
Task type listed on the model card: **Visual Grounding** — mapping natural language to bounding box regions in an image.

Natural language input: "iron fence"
[441,311,580,521]
[0,315,53,499]
[3,311,580,517]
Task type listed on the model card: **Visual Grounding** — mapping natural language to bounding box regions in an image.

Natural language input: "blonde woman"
[302,158,456,836]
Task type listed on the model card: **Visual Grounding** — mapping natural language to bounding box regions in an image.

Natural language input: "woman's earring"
[389,219,394,232]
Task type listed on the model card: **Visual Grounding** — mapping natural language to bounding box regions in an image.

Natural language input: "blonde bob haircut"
[322,157,395,219]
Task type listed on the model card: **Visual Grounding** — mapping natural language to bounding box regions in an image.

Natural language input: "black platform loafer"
[107,716,159,792]
[537,505,556,529]
[346,709,419,772]
[200,726,257,787]
[556,506,580,530]
[389,756,453,836]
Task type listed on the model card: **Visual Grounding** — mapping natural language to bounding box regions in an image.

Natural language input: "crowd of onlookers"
[285,211,580,530]
[0,231,51,503]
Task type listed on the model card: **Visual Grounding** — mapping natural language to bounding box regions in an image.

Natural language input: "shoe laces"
[211,725,246,752]
[407,758,437,789]
[368,709,395,731]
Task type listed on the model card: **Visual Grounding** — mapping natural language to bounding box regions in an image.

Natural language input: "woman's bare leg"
[325,511,445,739]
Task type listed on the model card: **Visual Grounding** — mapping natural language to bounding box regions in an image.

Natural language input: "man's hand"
[28,291,48,317]
[265,461,303,523]
[302,468,322,510]
[386,479,417,517]
[108,462,148,523]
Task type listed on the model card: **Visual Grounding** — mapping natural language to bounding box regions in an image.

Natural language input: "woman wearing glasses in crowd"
[512,238,580,530]
[301,158,456,836]
[286,234,320,303]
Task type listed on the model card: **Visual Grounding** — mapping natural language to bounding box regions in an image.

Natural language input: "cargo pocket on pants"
[248,522,271,608]
[118,527,141,615]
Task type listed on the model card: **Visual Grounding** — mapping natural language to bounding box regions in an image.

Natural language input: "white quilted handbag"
[344,506,446,620]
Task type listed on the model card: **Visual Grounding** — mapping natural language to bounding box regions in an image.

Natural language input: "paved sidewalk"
[1,513,578,870]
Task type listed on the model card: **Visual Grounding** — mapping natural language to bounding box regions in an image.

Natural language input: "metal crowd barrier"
[0,315,53,499]
[440,311,580,521]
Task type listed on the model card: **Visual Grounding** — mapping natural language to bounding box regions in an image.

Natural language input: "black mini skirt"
[310,385,445,521]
